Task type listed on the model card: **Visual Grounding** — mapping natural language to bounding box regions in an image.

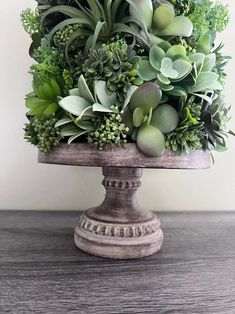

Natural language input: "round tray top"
[38,143,211,169]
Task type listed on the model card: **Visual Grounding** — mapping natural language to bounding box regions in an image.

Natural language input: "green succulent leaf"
[167,86,187,97]
[26,96,44,109]
[129,82,162,114]
[153,4,175,30]
[59,96,91,116]
[60,123,83,136]
[149,45,166,71]
[157,73,171,85]
[43,103,59,116]
[157,16,193,37]
[157,81,174,91]
[95,81,117,108]
[123,85,139,108]
[78,75,95,103]
[157,41,172,52]
[69,88,80,96]
[138,60,157,81]
[92,102,113,113]
[128,0,153,30]
[68,132,88,145]
[160,58,178,79]
[166,45,187,60]
[189,53,206,73]
[202,53,216,72]
[55,117,72,128]
[91,21,106,50]
[133,107,144,128]
[172,59,192,80]
[191,72,220,92]
[74,119,95,131]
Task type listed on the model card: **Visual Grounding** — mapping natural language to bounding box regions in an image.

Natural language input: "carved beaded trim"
[78,214,160,238]
[102,179,141,190]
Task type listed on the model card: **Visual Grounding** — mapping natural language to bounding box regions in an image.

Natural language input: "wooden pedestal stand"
[39,143,210,259]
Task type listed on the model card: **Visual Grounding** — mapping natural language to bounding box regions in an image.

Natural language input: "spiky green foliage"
[40,0,128,59]
[166,127,204,154]
[82,39,142,103]
[213,43,231,84]
[166,96,205,154]
[24,115,62,153]
[21,9,41,36]
[62,69,74,95]
[31,41,73,96]
[88,106,129,150]
[33,41,65,66]
[201,94,231,151]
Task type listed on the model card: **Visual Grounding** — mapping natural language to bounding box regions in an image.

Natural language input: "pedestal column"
[74,167,163,259]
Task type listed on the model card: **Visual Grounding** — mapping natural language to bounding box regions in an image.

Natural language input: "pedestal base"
[74,167,164,259]
[38,144,211,259]
[74,213,163,259]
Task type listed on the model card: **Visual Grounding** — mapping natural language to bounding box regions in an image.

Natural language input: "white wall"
[0,0,234,211]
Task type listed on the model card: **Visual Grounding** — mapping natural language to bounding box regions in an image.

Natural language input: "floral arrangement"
[21,0,233,157]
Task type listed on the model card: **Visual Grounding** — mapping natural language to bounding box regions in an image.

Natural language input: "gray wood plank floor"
[0,211,234,314]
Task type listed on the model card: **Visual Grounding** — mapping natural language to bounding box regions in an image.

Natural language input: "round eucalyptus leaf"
[167,86,187,97]
[160,58,178,79]
[157,81,174,91]
[157,41,172,52]
[149,45,166,71]
[157,73,171,85]
[138,60,157,81]
[172,59,192,80]
[166,45,187,60]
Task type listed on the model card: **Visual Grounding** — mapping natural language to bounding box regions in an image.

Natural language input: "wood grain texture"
[0,211,235,314]
[38,143,211,169]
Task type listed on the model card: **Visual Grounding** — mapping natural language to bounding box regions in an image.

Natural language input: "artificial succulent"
[81,39,142,103]
[201,93,231,151]
[56,75,135,145]
[126,82,179,157]
[25,79,62,116]
[138,42,192,96]
[124,0,193,49]
[22,0,233,157]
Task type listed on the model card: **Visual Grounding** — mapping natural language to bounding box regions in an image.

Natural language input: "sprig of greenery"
[174,0,230,44]
[21,9,41,36]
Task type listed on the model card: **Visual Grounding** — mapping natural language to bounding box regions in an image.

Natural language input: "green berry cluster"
[24,115,62,153]
[88,106,129,150]
[53,24,80,47]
